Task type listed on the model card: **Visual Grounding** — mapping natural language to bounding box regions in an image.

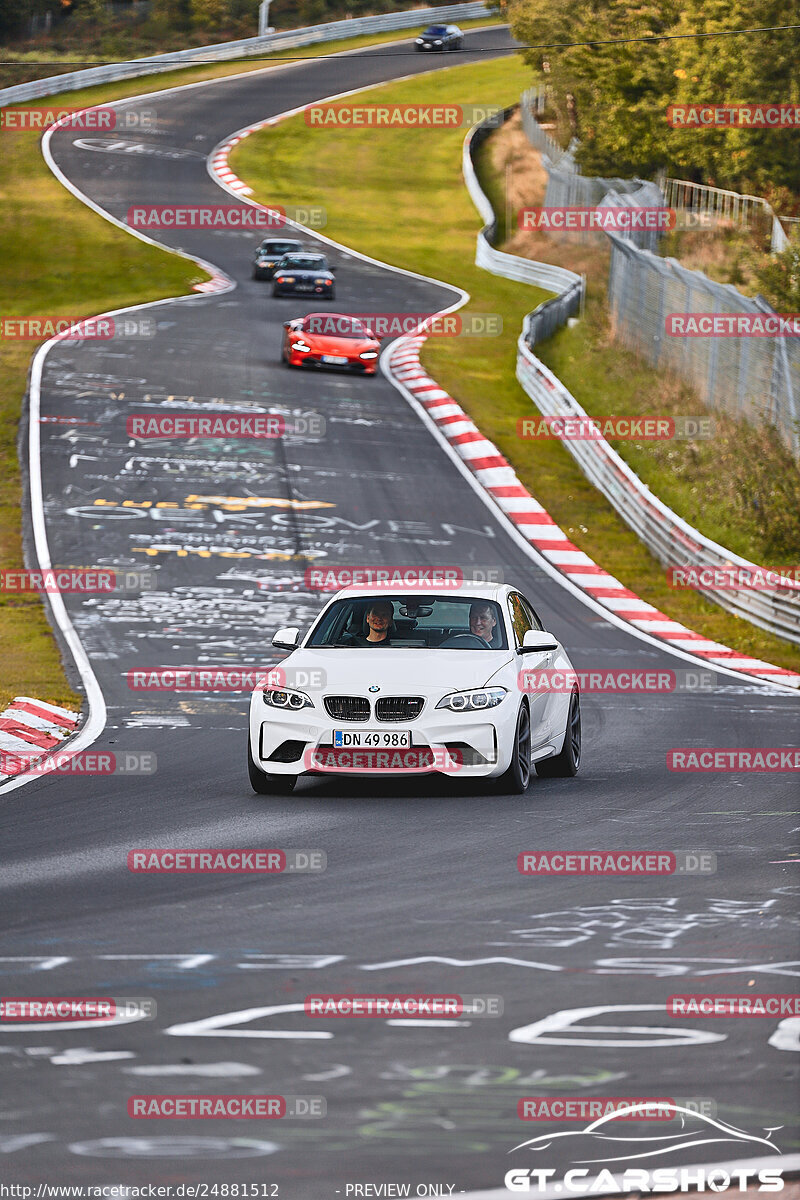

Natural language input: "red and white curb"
[0,697,80,779]
[388,338,800,690]
[210,132,255,195]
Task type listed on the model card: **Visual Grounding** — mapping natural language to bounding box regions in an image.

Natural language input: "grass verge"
[1,24,511,711]
[231,61,800,673]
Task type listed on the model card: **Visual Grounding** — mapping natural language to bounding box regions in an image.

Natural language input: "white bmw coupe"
[247,583,581,794]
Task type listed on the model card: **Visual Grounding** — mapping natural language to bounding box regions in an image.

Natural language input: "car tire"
[535,689,581,778]
[248,741,297,794]
[498,702,532,794]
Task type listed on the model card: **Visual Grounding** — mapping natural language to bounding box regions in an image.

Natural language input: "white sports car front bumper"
[248,693,523,779]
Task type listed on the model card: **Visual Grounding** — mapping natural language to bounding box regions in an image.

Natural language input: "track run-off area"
[1,26,798,1196]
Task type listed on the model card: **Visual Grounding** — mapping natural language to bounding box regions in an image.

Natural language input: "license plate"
[295,284,313,291]
[333,730,411,748]
[322,355,348,364]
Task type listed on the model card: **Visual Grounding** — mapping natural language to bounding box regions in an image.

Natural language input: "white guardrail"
[463,111,800,646]
[0,1,490,106]
[462,118,581,294]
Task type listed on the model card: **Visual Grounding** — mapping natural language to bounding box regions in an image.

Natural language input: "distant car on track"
[414,23,463,50]
[282,313,381,373]
[247,583,581,795]
[272,253,336,299]
[252,237,305,280]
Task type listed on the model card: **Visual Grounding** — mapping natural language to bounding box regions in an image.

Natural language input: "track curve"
[1,29,798,1195]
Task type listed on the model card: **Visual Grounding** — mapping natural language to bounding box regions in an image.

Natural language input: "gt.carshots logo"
[504,1168,785,1193]
[517,851,716,875]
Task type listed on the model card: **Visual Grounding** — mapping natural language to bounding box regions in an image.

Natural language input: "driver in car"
[469,601,497,645]
[349,599,394,645]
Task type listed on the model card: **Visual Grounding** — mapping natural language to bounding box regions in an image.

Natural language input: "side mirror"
[519,629,559,654]
[272,626,300,651]
[328,265,336,273]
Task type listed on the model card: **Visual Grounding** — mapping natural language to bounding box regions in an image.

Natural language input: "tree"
[507,0,800,192]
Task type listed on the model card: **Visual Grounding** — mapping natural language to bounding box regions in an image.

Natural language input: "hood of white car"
[276,648,513,696]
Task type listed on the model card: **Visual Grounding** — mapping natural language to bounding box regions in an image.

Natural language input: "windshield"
[424,25,448,34]
[280,255,327,270]
[260,241,300,255]
[307,596,508,649]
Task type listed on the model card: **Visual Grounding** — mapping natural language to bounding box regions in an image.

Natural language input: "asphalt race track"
[2,27,799,1195]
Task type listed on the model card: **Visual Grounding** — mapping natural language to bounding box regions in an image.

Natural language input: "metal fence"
[662,178,789,253]
[516,335,800,645]
[0,1,490,106]
[521,88,791,253]
[519,87,800,460]
[607,234,800,459]
[523,277,583,347]
[463,113,583,299]
[467,106,800,644]
[519,87,659,249]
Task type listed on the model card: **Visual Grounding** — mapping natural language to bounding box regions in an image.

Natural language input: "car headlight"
[359,350,378,359]
[436,687,507,712]
[415,37,423,42]
[434,39,442,44]
[262,687,313,710]
[291,341,311,352]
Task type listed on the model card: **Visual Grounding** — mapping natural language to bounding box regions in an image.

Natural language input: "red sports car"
[282,313,381,374]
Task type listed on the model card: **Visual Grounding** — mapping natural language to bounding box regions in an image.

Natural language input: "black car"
[253,237,304,280]
[414,23,463,50]
[272,253,336,299]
